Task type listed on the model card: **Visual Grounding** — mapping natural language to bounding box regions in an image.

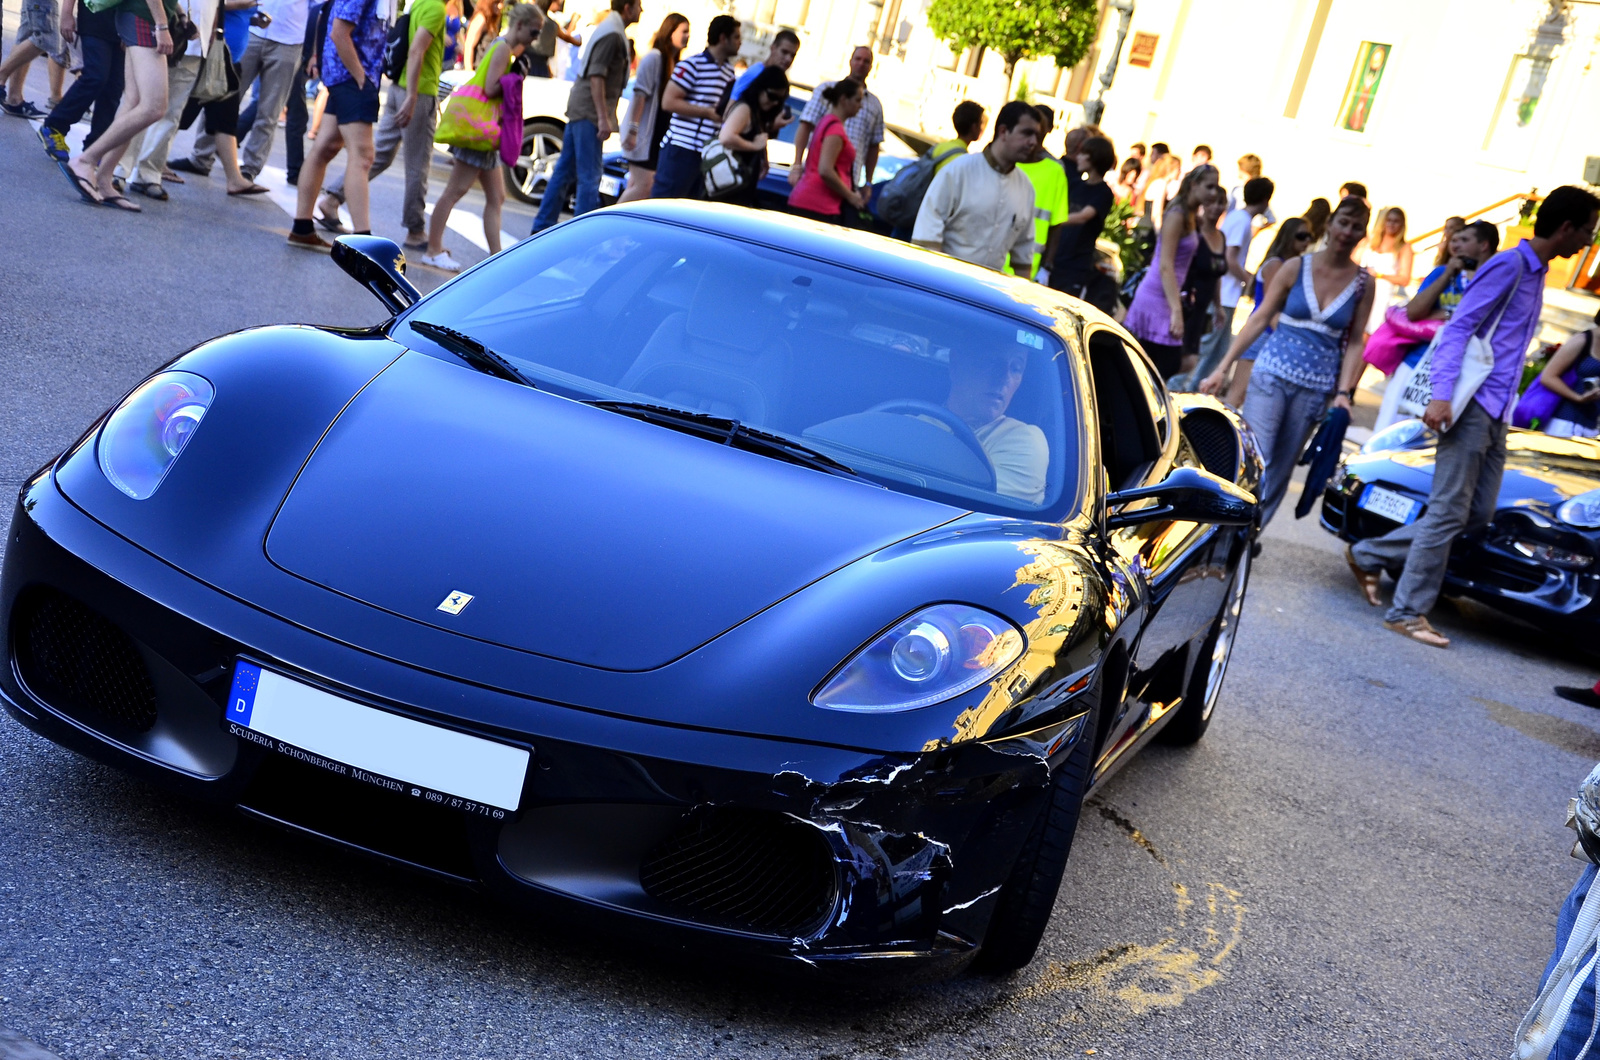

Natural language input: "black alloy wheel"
[1158,540,1251,746]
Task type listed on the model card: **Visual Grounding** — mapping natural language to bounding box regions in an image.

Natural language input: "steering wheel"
[866,399,996,490]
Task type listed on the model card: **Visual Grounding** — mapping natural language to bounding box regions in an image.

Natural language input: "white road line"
[36,117,518,256]
[424,202,518,255]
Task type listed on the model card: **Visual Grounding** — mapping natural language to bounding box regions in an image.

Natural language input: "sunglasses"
[1294,231,1313,241]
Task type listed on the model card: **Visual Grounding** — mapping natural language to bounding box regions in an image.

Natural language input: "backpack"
[382,9,412,82]
[873,144,965,230]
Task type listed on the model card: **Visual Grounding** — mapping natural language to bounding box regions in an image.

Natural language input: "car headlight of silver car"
[1559,489,1600,530]
[97,371,214,500]
[812,604,1026,712]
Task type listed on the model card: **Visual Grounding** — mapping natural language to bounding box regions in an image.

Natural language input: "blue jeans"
[1239,369,1331,529]
[1531,863,1599,1060]
[651,142,703,199]
[44,33,123,148]
[530,118,601,234]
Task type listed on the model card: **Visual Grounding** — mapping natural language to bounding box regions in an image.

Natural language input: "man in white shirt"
[911,100,1041,276]
[789,45,883,187]
[234,0,310,180]
[1218,175,1274,324]
[946,345,1048,504]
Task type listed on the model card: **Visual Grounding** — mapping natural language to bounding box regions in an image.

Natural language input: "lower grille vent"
[15,588,158,733]
[639,808,836,937]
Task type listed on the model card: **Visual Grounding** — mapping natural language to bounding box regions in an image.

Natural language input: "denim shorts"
[113,8,156,49]
[21,0,66,60]
[326,77,380,125]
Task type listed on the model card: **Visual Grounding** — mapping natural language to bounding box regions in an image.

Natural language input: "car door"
[1088,330,1225,754]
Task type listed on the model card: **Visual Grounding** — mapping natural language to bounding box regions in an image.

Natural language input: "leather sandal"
[1383,615,1450,648]
[1346,546,1381,606]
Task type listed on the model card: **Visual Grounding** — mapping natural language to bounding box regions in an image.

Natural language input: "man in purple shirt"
[1348,185,1600,647]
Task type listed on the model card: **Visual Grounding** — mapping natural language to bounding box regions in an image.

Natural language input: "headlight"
[1362,418,1435,454]
[1559,489,1600,529]
[97,371,214,499]
[812,604,1026,712]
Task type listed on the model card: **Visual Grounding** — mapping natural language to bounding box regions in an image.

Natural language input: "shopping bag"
[1396,262,1523,428]
[436,83,501,153]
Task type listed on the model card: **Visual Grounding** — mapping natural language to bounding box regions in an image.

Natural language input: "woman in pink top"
[787,79,863,223]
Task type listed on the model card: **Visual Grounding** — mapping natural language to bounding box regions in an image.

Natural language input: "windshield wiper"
[587,400,863,480]
[410,320,536,388]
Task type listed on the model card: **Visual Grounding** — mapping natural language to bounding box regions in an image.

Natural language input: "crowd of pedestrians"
[12,1,1600,646]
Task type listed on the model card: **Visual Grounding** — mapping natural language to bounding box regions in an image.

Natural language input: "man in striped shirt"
[790,46,883,188]
[651,14,741,199]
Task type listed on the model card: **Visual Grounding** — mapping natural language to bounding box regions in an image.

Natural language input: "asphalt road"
[5,61,1600,1060]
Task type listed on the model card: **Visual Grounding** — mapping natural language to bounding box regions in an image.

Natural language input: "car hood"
[265,352,963,671]
[1358,429,1600,510]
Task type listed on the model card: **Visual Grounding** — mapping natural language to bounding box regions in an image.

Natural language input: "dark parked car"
[1321,417,1600,631]
[1,202,1260,976]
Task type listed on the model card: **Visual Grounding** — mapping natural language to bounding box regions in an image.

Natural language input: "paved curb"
[0,1031,63,1060]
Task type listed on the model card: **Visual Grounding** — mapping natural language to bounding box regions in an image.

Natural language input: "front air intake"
[13,588,158,733]
[639,808,837,938]
[1182,409,1240,482]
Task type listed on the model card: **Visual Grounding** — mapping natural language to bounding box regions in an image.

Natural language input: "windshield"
[397,215,1078,516]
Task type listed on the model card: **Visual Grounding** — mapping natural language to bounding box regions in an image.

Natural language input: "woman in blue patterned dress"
[1201,196,1376,527]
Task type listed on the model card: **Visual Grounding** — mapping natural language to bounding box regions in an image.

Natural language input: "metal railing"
[1408,191,1539,265]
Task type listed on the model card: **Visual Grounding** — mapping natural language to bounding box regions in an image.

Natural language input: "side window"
[1121,341,1172,450]
[1086,329,1164,490]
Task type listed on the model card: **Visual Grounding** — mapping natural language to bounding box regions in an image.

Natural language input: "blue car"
[1321,418,1600,632]
[1,203,1259,975]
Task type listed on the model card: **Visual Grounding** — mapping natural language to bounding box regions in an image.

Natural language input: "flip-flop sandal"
[1383,616,1449,648]
[59,161,102,204]
[162,169,185,184]
[315,210,349,234]
[101,194,142,212]
[228,183,271,196]
[1345,545,1381,607]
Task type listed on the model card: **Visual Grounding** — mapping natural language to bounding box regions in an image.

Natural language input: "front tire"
[972,687,1101,974]
[1159,541,1251,746]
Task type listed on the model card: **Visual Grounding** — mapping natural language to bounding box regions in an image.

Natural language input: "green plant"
[926,0,1100,100]
[1102,198,1150,279]
[1014,72,1032,102]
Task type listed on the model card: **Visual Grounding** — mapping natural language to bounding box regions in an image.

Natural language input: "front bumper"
[1,473,1065,973]
[1320,477,1600,630]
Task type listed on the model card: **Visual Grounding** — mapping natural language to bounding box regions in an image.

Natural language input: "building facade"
[669,0,1599,241]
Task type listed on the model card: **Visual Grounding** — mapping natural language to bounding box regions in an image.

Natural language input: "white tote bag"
[1396,261,1524,428]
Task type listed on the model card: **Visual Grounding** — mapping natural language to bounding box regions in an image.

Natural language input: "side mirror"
[331,235,422,316]
[1106,466,1257,530]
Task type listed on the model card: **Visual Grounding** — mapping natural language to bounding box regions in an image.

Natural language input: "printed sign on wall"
[1338,41,1391,133]
[1128,32,1158,68]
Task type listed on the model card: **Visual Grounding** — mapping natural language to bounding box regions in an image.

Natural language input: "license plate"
[599,174,623,198]
[1359,484,1422,525]
[225,661,529,815]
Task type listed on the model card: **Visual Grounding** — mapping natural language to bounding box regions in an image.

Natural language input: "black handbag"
[166,6,197,66]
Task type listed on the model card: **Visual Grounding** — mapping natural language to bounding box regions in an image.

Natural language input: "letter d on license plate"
[226,661,529,812]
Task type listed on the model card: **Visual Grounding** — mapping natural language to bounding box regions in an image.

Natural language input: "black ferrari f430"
[2,203,1262,975]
